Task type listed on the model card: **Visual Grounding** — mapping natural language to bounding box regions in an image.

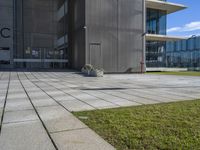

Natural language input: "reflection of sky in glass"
[146,9,166,35]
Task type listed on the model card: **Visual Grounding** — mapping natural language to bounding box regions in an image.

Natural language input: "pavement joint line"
[140,88,192,100]
[26,72,97,114]
[84,89,142,105]
[83,82,172,104]
[0,72,4,80]
[5,108,35,113]
[93,89,144,105]
[27,73,73,112]
[81,86,200,90]
[43,74,115,102]
[118,90,168,103]
[3,119,39,125]
[50,78,144,105]
[30,72,98,110]
[55,83,118,106]
[27,73,123,135]
[34,104,60,108]
[0,72,10,134]
[57,74,192,104]
[54,79,121,107]
[153,89,200,99]
[49,127,89,134]
[17,72,58,150]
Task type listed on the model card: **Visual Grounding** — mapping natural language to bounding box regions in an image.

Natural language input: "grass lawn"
[146,71,200,76]
[74,100,200,150]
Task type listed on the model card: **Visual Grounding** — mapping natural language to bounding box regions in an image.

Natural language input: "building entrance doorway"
[89,43,102,69]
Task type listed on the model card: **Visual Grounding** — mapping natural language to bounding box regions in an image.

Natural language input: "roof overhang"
[146,0,187,14]
[146,34,188,42]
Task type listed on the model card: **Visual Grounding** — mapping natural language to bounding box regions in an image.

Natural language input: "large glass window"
[146,8,167,67]
[197,37,200,49]
[181,40,187,51]
[187,38,194,50]
[146,8,167,35]
[13,0,69,69]
[176,41,182,51]
[165,36,200,68]
[146,41,166,67]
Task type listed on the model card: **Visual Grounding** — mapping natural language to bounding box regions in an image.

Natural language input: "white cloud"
[167,27,181,32]
[183,21,200,31]
[167,21,200,33]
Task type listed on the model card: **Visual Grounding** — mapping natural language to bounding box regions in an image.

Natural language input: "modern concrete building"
[0,0,186,72]
[146,0,186,68]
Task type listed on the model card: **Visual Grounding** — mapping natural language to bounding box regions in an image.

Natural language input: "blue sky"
[167,0,200,37]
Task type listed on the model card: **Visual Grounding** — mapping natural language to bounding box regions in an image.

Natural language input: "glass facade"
[13,0,69,69]
[166,36,200,68]
[146,41,166,67]
[146,8,166,35]
[146,8,167,67]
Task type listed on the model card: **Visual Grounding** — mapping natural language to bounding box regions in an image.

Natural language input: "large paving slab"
[0,71,200,150]
[51,128,115,150]
[3,110,38,124]
[60,100,95,112]
[0,121,55,150]
[36,105,87,133]
[5,99,33,112]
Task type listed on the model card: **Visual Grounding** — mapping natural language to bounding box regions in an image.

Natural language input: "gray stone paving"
[0,71,200,150]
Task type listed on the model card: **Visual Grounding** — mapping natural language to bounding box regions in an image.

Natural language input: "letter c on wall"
[0,28,11,38]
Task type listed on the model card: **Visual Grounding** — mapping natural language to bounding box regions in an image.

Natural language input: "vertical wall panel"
[118,0,144,72]
[86,0,118,72]
[71,0,86,69]
[85,0,144,72]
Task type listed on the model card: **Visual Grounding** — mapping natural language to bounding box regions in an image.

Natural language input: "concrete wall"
[69,0,86,69]
[85,0,118,72]
[117,0,144,73]
[85,0,145,72]
[0,0,13,67]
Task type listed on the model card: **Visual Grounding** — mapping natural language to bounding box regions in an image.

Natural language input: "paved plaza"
[0,71,200,150]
